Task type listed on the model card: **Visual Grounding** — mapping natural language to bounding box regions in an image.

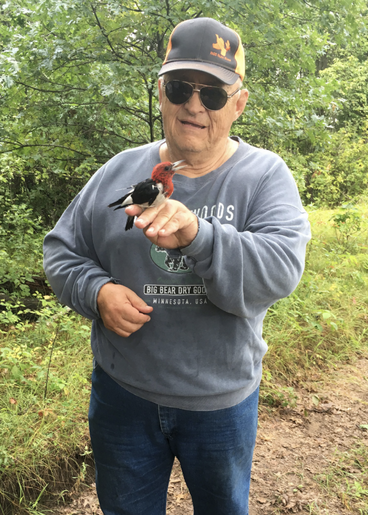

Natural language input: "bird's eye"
[164,166,170,171]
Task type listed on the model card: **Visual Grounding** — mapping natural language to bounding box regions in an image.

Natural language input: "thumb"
[126,289,153,314]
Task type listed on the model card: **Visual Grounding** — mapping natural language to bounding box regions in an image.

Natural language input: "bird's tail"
[125,215,135,231]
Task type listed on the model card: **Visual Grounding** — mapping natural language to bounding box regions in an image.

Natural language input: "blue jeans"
[88,364,259,515]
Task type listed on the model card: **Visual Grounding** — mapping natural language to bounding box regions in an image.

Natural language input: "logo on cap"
[213,34,230,57]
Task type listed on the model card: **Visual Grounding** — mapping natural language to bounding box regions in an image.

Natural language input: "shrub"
[306,125,368,206]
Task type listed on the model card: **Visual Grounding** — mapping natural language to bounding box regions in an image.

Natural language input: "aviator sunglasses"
[164,80,241,111]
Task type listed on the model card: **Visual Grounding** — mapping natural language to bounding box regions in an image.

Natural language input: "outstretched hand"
[125,199,198,249]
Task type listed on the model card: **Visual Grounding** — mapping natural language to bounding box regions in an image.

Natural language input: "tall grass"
[0,309,94,514]
[258,201,367,403]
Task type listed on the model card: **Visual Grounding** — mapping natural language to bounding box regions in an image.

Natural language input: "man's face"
[158,71,248,159]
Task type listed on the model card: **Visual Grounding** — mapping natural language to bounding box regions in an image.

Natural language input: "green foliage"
[305,125,368,206]
[0,4,367,509]
[0,202,44,296]
[0,185,47,327]
[0,151,96,227]
[0,307,93,514]
[330,204,363,249]
[279,149,308,196]
[260,380,298,408]
[261,201,368,398]
[0,0,367,219]
[319,35,368,131]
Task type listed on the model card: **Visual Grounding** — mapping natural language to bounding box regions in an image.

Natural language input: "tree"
[0,0,366,222]
[319,30,368,131]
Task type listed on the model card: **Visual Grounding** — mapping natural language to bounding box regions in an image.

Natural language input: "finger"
[102,306,151,337]
[137,203,179,234]
[154,211,187,236]
[115,317,148,337]
[97,283,153,337]
[120,301,152,324]
[134,206,165,230]
[104,319,147,338]
[125,205,143,217]
[146,212,198,247]
[125,290,154,314]
[145,214,175,237]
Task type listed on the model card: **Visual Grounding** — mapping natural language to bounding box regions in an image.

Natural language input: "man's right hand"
[97,283,153,337]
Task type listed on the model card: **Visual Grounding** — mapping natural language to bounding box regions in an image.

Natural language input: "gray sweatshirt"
[43,138,311,411]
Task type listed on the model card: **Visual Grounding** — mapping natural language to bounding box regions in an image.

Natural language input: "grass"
[0,200,367,513]
[0,308,94,514]
[313,441,368,514]
[261,200,368,404]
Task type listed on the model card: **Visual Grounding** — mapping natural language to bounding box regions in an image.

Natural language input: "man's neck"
[159,138,239,178]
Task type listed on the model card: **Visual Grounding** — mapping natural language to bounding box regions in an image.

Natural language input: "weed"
[330,203,364,250]
[261,383,298,408]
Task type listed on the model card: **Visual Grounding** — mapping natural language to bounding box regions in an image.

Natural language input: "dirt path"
[54,355,368,515]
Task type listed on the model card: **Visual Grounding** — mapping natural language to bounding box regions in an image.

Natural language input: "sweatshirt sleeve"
[43,167,113,320]
[180,160,311,318]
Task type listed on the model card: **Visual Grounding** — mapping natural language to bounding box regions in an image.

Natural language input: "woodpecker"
[108,160,186,231]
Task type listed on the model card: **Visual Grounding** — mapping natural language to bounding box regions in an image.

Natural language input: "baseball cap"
[158,18,245,85]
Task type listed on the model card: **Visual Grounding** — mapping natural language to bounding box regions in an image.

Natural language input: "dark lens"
[200,87,227,110]
[165,81,193,105]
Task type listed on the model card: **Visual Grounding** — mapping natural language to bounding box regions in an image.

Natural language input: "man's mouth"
[180,120,206,129]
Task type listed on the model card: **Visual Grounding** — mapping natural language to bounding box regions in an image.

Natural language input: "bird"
[108,160,186,231]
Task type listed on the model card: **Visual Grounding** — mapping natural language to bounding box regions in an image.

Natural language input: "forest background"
[0,0,367,514]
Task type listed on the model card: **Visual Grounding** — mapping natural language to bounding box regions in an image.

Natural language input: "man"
[44,17,310,515]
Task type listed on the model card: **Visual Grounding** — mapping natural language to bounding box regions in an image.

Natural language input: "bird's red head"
[151,160,186,198]
[151,160,186,184]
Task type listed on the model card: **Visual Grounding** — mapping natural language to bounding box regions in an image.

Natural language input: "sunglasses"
[164,80,241,111]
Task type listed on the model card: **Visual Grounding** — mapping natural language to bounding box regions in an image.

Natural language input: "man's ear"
[233,89,249,122]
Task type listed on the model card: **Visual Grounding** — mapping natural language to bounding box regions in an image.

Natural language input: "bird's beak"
[172,160,186,171]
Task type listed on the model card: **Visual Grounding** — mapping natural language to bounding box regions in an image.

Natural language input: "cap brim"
[158,61,239,85]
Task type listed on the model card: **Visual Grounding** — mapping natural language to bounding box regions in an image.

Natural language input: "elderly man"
[44,17,310,515]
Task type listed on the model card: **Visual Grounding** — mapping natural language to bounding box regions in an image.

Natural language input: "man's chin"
[171,142,205,155]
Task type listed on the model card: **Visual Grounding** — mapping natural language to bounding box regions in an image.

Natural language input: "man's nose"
[184,89,205,112]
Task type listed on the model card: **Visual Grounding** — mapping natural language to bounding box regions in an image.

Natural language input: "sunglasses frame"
[163,80,241,111]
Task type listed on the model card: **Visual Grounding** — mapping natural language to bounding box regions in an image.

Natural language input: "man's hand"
[125,199,198,248]
[97,283,153,338]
